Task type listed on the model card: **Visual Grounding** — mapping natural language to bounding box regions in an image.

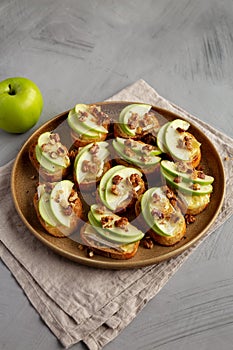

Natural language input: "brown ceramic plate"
[11,101,225,269]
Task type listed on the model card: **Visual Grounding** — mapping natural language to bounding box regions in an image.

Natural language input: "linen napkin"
[1,79,233,350]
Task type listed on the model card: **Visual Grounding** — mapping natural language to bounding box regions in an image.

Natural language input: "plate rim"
[11,101,226,269]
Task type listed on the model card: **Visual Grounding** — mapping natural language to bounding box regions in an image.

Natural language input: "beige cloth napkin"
[1,79,233,350]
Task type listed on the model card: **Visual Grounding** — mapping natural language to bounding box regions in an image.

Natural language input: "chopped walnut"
[114,217,129,231]
[63,205,73,216]
[49,133,60,143]
[129,173,141,187]
[174,176,182,183]
[82,160,91,172]
[190,183,201,191]
[128,112,139,129]
[111,184,120,195]
[197,171,205,179]
[151,209,164,219]
[165,187,175,200]
[78,110,88,121]
[89,143,99,154]
[141,144,153,154]
[152,192,161,203]
[124,146,135,157]
[101,216,114,228]
[112,174,123,185]
[68,190,78,202]
[142,237,154,249]
[185,214,196,224]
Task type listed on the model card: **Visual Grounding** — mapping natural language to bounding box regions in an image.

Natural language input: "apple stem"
[8,84,16,95]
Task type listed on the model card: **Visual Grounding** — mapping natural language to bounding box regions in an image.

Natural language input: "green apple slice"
[141,187,185,237]
[104,166,143,211]
[37,132,70,168]
[119,103,152,136]
[35,145,63,173]
[90,204,144,239]
[157,122,170,153]
[161,160,214,185]
[68,110,100,138]
[88,212,144,244]
[38,192,60,227]
[164,119,201,161]
[112,139,161,168]
[115,137,162,155]
[98,165,125,206]
[74,141,110,183]
[161,168,213,196]
[50,180,74,227]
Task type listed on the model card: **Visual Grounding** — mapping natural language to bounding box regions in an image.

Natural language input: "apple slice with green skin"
[112,139,161,168]
[90,204,144,239]
[37,132,70,168]
[98,165,125,206]
[161,160,214,185]
[68,104,108,135]
[141,187,185,237]
[119,103,152,136]
[104,166,143,211]
[39,192,60,227]
[161,168,213,196]
[68,109,101,138]
[50,180,75,227]
[157,122,170,153]
[164,119,201,161]
[35,145,63,173]
[115,137,162,156]
[88,211,144,244]
[74,141,110,183]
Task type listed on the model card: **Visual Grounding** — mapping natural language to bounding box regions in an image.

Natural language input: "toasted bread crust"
[29,143,71,182]
[80,223,140,259]
[33,192,83,238]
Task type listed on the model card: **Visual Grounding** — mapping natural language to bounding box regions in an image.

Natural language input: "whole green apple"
[0,77,43,133]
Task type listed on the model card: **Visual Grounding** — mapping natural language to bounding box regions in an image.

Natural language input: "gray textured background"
[1,1,233,349]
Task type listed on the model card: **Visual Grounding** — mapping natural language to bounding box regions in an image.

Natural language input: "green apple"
[0,77,43,133]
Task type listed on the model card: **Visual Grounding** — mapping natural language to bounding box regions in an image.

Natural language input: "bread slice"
[70,129,108,148]
[33,190,83,238]
[29,143,71,182]
[135,193,186,246]
[80,222,140,259]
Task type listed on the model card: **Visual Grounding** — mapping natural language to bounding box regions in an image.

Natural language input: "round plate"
[11,101,225,269]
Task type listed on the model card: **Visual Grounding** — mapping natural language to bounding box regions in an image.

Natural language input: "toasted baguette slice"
[177,192,211,215]
[135,195,186,246]
[113,122,138,139]
[33,190,83,238]
[29,143,71,182]
[80,222,140,259]
[70,129,108,148]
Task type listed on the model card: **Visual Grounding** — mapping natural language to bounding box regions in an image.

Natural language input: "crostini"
[135,186,186,246]
[68,103,111,147]
[73,141,111,191]
[114,103,160,139]
[34,180,83,237]
[97,165,146,213]
[112,136,161,174]
[80,204,144,259]
[29,131,71,182]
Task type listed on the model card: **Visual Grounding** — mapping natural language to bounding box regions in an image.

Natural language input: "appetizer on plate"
[135,186,186,246]
[112,137,161,174]
[114,103,160,139]
[29,131,71,182]
[68,103,111,147]
[97,165,145,213]
[34,180,83,237]
[73,141,111,191]
[157,119,201,167]
[80,204,144,259]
